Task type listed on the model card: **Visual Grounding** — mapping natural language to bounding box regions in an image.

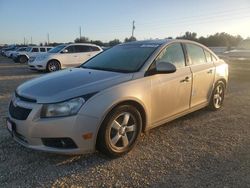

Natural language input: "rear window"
[31,48,39,52]
[90,46,100,51]
[186,44,206,65]
[75,45,91,53]
[204,49,212,62]
[40,48,46,52]
[212,54,217,61]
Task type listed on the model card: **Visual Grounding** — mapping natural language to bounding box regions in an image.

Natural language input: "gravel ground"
[0,56,250,187]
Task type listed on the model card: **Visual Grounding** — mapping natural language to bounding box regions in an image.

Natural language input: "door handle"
[180,76,191,83]
[207,69,213,74]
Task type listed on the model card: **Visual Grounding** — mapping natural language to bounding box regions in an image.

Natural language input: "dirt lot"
[0,56,250,187]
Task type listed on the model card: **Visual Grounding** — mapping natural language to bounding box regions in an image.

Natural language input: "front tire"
[209,82,225,111]
[97,105,142,158]
[46,60,60,72]
[18,55,28,64]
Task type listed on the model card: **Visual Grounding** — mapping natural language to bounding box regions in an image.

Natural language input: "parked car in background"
[1,45,17,56]
[224,39,250,60]
[28,43,102,72]
[7,39,228,157]
[13,46,52,63]
[6,47,27,58]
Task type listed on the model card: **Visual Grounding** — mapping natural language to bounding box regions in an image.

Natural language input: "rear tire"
[208,81,225,111]
[97,105,142,158]
[46,60,60,72]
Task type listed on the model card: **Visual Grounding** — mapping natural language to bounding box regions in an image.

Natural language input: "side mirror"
[155,62,176,74]
[61,49,68,53]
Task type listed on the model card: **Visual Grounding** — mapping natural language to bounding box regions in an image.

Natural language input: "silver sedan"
[7,39,228,157]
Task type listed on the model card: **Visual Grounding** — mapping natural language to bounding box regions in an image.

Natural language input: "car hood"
[16,68,133,103]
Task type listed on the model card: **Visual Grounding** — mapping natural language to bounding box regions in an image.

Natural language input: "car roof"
[122,39,172,46]
[67,43,100,47]
[27,46,52,48]
[121,39,208,46]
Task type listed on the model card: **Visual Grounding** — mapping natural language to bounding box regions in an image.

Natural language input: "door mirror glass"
[156,62,176,74]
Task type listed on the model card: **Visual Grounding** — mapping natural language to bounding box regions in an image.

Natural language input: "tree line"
[177,32,243,48]
[39,32,244,48]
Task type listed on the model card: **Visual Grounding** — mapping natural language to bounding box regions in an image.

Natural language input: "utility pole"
[132,20,135,38]
[79,26,82,39]
[47,33,50,45]
[31,36,32,45]
[24,37,26,45]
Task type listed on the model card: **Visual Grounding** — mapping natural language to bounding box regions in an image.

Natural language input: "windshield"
[81,44,158,73]
[25,47,32,52]
[17,47,26,51]
[48,45,66,53]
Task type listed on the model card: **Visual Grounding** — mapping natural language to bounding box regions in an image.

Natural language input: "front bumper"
[8,101,100,154]
[28,60,46,70]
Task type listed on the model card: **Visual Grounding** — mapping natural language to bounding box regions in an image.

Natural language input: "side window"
[90,46,100,51]
[211,54,217,62]
[186,44,206,65]
[75,45,91,53]
[31,48,39,52]
[65,45,75,53]
[155,43,185,68]
[47,48,52,51]
[40,48,46,52]
[204,49,212,62]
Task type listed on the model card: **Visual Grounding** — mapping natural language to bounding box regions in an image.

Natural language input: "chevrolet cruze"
[7,39,228,157]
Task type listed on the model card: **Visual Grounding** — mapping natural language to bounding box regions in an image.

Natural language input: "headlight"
[41,97,85,118]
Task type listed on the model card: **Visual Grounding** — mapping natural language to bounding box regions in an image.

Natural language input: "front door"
[150,43,192,124]
[61,45,79,67]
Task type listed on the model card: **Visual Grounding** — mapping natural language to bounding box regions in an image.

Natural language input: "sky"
[0,0,250,45]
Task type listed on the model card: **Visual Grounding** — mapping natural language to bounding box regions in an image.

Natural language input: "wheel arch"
[96,99,147,141]
[214,78,227,89]
[95,99,147,150]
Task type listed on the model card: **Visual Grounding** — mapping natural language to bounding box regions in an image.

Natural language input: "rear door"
[29,47,39,57]
[150,43,192,124]
[74,45,93,64]
[185,43,215,107]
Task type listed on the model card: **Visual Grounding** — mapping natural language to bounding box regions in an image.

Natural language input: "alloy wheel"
[213,84,224,109]
[108,112,137,150]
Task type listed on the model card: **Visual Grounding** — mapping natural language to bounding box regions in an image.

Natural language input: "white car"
[14,46,52,63]
[28,43,103,72]
[6,47,27,58]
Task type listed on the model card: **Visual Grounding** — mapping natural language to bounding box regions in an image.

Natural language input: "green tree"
[90,40,104,46]
[124,36,136,43]
[177,31,197,41]
[109,39,121,46]
[74,37,89,43]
